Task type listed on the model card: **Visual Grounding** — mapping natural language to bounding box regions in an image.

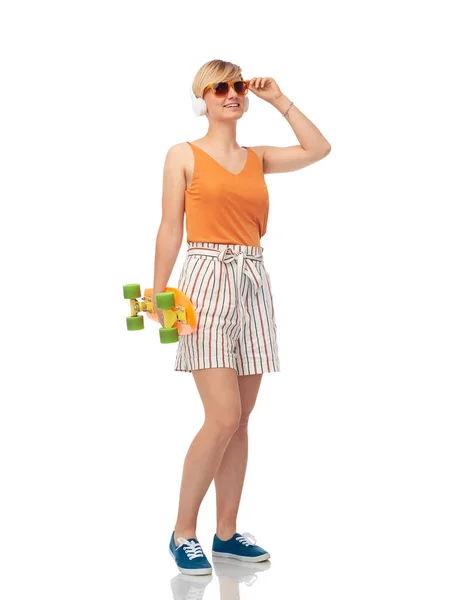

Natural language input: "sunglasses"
[202,80,250,98]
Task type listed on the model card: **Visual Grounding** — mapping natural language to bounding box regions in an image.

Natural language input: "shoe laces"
[175,537,205,560]
[236,531,258,546]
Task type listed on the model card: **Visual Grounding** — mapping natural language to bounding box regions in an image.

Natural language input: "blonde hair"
[192,59,243,99]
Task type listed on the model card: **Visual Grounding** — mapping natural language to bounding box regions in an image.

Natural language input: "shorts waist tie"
[186,246,263,339]
[217,247,263,337]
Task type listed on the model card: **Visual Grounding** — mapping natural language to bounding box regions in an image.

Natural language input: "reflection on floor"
[170,557,271,600]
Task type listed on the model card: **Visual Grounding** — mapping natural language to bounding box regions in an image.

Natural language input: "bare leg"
[173,367,242,543]
[214,373,263,540]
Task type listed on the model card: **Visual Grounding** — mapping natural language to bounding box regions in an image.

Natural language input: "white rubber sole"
[211,550,271,562]
[169,549,213,576]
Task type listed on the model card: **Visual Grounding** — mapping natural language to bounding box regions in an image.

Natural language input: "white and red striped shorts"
[174,241,281,376]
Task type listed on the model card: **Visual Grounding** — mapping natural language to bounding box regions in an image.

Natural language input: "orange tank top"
[184,141,269,247]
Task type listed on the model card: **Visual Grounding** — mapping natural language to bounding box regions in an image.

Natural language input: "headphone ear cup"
[244,96,249,112]
[190,88,207,116]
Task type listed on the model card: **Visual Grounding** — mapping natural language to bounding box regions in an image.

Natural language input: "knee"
[238,412,251,429]
[206,413,241,438]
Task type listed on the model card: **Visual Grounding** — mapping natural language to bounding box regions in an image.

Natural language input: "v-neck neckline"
[188,142,250,176]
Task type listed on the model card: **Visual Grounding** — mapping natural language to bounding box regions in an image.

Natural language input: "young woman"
[152,59,331,575]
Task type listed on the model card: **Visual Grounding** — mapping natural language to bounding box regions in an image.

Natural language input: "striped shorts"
[174,241,281,376]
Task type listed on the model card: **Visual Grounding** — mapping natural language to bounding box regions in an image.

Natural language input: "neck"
[203,120,239,151]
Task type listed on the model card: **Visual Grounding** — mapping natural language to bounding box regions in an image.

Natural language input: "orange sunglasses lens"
[212,81,248,97]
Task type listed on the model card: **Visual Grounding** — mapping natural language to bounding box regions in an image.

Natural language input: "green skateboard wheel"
[123,284,141,299]
[156,291,175,310]
[159,327,179,343]
[126,315,144,331]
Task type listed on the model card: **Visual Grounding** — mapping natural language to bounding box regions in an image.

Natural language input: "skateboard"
[122,283,196,344]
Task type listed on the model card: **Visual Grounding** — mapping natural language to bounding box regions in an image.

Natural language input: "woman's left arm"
[248,77,331,174]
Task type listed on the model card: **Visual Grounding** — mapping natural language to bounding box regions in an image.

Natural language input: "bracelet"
[283,100,294,117]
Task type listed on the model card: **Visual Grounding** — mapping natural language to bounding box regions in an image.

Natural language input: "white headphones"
[190,87,249,117]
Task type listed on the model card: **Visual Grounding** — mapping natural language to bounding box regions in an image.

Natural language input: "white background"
[1,1,461,598]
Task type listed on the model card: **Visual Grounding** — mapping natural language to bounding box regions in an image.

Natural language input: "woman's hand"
[153,289,165,326]
[248,77,284,104]
[155,304,165,327]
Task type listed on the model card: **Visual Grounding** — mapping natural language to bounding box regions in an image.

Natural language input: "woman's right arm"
[152,144,186,299]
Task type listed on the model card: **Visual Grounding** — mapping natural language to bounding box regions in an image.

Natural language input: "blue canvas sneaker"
[169,531,212,575]
[212,531,270,562]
